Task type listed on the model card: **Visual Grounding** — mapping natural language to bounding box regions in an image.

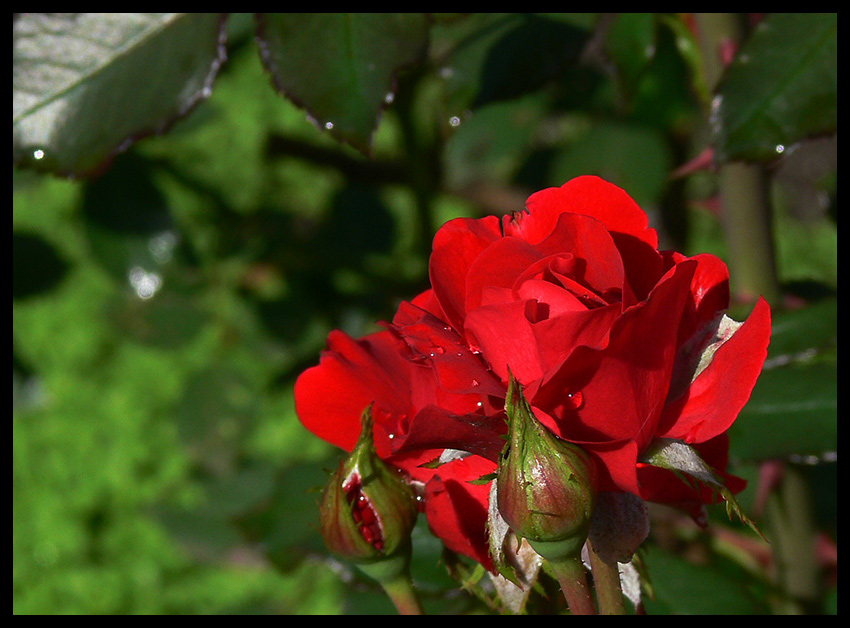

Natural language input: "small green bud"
[319,405,419,578]
[497,374,598,562]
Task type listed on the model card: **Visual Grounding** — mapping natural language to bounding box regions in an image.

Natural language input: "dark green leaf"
[605,13,657,100]
[766,297,836,360]
[548,121,673,208]
[13,13,227,177]
[731,361,836,462]
[729,298,836,462]
[433,14,592,116]
[641,545,765,614]
[256,13,429,153]
[711,13,837,163]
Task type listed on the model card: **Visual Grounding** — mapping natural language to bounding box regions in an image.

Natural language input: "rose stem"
[379,572,425,615]
[693,13,781,306]
[765,464,820,614]
[587,539,626,615]
[547,554,597,615]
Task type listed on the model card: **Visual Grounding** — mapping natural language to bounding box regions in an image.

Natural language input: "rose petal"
[464,236,542,315]
[392,301,504,397]
[534,212,626,297]
[534,261,697,449]
[530,303,620,371]
[585,439,642,495]
[511,175,658,249]
[464,299,544,384]
[430,215,503,330]
[658,297,771,443]
[389,404,506,461]
[423,456,497,571]
[294,330,412,454]
[664,251,732,347]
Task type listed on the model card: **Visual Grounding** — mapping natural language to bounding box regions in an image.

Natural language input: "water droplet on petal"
[566,391,584,410]
[428,346,445,357]
[471,379,480,387]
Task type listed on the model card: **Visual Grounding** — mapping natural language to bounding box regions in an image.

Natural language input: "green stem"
[547,554,596,615]
[765,464,820,614]
[693,13,781,306]
[717,163,780,304]
[356,553,424,615]
[379,572,425,615]
[587,539,626,615]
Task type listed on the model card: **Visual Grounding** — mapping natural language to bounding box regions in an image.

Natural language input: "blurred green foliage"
[14,13,835,614]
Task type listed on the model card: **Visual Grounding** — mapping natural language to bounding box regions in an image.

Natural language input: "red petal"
[464,236,541,314]
[511,175,658,249]
[429,215,503,330]
[530,304,620,372]
[422,457,496,571]
[658,297,771,444]
[294,330,412,455]
[390,405,506,462]
[534,261,697,449]
[587,439,642,495]
[534,212,626,296]
[392,301,504,397]
[665,252,731,347]
[464,299,543,384]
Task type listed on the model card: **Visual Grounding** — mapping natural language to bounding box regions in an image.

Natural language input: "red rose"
[295,325,505,569]
[295,175,771,569]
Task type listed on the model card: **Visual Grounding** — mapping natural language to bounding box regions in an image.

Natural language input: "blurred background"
[13,14,835,614]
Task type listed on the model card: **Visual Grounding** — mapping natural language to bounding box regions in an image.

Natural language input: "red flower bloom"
[295,176,771,570]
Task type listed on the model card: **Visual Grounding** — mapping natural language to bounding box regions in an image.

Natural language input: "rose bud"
[319,404,419,581]
[497,374,598,563]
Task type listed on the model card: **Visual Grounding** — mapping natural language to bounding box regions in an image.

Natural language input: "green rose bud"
[497,374,598,563]
[319,404,419,580]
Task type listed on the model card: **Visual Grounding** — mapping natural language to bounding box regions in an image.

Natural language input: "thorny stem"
[547,554,597,615]
[379,572,425,615]
[765,464,820,614]
[693,13,781,306]
[587,539,626,615]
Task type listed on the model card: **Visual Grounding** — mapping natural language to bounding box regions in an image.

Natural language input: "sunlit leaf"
[13,13,227,177]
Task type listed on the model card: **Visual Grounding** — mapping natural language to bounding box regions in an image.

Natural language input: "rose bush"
[295,175,771,572]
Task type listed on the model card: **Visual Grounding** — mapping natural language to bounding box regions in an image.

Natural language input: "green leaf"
[433,14,591,116]
[711,13,837,163]
[256,13,429,153]
[605,13,657,100]
[731,361,836,462]
[13,13,228,176]
[730,299,837,462]
[764,297,836,360]
[641,545,765,614]
[640,439,762,538]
